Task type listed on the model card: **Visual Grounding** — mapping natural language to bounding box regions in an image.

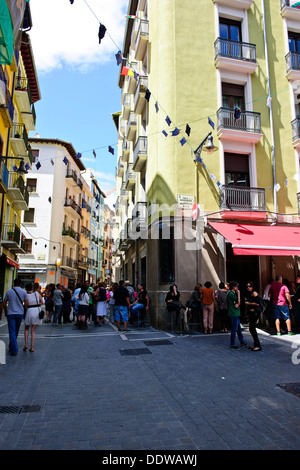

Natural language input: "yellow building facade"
[116,0,300,326]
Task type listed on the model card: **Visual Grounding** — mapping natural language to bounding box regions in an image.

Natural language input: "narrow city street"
[0,318,300,452]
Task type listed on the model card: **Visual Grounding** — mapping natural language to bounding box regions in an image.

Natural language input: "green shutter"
[0,0,14,64]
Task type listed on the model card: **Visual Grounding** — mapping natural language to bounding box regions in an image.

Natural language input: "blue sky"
[28,0,129,206]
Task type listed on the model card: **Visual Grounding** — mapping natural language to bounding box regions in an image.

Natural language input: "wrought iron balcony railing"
[220,185,266,212]
[214,38,256,62]
[217,107,261,133]
[292,118,300,142]
[286,51,300,74]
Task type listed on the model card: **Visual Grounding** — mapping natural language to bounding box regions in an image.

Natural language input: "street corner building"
[113,0,300,329]
[0,1,41,296]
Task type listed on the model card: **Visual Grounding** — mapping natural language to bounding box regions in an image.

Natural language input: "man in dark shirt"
[114,280,130,332]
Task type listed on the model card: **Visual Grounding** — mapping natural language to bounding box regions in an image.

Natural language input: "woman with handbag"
[24,282,44,352]
[245,281,262,351]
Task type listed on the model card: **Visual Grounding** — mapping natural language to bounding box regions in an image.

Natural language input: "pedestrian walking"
[245,281,262,351]
[24,282,44,352]
[95,282,108,325]
[227,281,247,349]
[3,278,26,356]
[215,282,229,333]
[202,281,215,334]
[52,284,63,325]
[76,284,89,329]
[269,275,294,336]
[107,283,118,323]
[71,283,81,322]
[61,287,72,323]
[293,275,300,332]
[114,280,131,332]
[44,284,54,323]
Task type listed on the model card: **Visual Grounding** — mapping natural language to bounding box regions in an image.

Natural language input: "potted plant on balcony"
[7,231,14,240]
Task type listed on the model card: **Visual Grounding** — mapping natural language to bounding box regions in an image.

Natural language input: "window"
[225,153,249,187]
[289,33,300,53]
[219,18,242,58]
[23,208,35,223]
[25,239,32,253]
[31,149,39,163]
[26,178,37,192]
[159,224,174,283]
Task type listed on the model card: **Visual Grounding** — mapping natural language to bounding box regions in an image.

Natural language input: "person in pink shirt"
[269,275,293,336]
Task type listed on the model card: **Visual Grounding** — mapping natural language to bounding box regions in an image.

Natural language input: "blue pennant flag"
[165,116,171,126]
[36,161,41,170]
[25,163,30,171]
[171,127,180,136]
[108,146,115,155]
[208,117,215,129]
[162,130,168,137]
[145,89,151,102]
[180,137,187,146]
[13,164,18,172]
[155,101,159,113]
[115,50,123,66]
[63,156,69,165]
[76,153,82,159]
[185,124,191,136]
[234,107,241,122]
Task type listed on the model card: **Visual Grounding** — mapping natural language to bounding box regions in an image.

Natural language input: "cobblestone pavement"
[0,318,300,451]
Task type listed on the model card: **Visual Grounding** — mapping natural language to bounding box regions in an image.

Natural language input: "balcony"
[217,107,262,143]
[280,0,300,20]
[125,163,136,190]
[212,0,253,9]
[22,104,36,131]
[78,255,89,268]
[15,77,32,113]
[121,138,131,163]
[134,76,148,115]
[61,256,78,269]
[120,182,129,204]
[133,136,148,172]
[7,172,29,210]
[66,168,77,184]
[116,158,124,178]
[10,123,28,156]
[138,0,147,10]
[132,201,147,231]
[219,185,266,220]
[62,225,80,243]
[81,226,91,239]
[297,192,300,213]
[82,198,91,213]
[0,89,14,127]
[121,93,132,120]
[285,51,300,82]
[0,161,8,193]
[214,38,257,75]
[1,223,26,253]
[64,197,82,217]
[126,112,137,141]
[292,118,300,148]
[135,19,149,61]
[127,61,139,93]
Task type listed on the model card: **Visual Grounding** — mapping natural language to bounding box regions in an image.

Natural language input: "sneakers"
[277,332,281,336]
[288,331,295,336]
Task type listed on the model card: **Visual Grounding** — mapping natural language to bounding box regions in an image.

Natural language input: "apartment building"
[115,0,300,326]
[0,1,40,296]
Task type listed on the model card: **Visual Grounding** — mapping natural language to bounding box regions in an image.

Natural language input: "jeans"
[131,303,145,321]
[53,305,62,324]
[7,314,23,354]
[248,311,261,348]
[230,316,246,347]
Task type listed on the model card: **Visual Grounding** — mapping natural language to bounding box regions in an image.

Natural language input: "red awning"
[209,222,300,256]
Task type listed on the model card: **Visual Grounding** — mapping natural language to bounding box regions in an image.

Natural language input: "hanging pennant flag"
[180,137,187,146]
[155,101,159,113]
[50,159,54,166]
[216,181,221,187]
[125,15,140,19]
[76,152,82,159]
[115,50,123,66]
[210,173,216,181]
[171,127,180,136]
[145,89,151,102]
[121,66,134,76]
[165,116,171,126]
[69,0,74,4]
[63,156,69,165]
[234,107,241,122]
[208,117,215,129]
[162,130,168,137]
[275,183,281,192]
[267,96,272,108]
[25,163,30,171]
[195,154,201,163]
[98,24,107,44]
[93,150,96,158]
[108,146,115,155]
[13,164,18,171]
[185,124,191,136]
[285,178,288,187]
[36,161,41,170]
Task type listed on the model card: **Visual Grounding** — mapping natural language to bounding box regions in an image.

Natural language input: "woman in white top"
[24,282,44,352]
[76,285,90,329]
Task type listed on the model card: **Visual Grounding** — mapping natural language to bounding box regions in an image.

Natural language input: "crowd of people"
[0,278,150,355]
[1,273,299,356]
[165,274,300,351]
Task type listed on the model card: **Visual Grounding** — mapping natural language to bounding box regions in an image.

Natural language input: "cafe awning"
[209,222,300,256]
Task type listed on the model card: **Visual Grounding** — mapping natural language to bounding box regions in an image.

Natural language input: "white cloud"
[29,0,128,73]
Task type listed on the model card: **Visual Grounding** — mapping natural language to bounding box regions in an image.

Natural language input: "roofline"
[28,137,86,171]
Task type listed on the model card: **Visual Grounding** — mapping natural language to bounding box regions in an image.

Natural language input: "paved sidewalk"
[0,318,300,450]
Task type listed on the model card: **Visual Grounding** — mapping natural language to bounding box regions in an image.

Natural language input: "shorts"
[114,305,128,322]
[273,305,290,321]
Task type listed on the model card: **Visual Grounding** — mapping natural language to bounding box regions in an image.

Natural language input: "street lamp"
[0,156,28,174]
[194,132,218,159]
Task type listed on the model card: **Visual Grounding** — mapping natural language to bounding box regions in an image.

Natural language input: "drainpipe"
[261,0,277,214]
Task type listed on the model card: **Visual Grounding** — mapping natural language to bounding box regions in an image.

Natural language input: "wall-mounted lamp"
[194,132,218,160]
